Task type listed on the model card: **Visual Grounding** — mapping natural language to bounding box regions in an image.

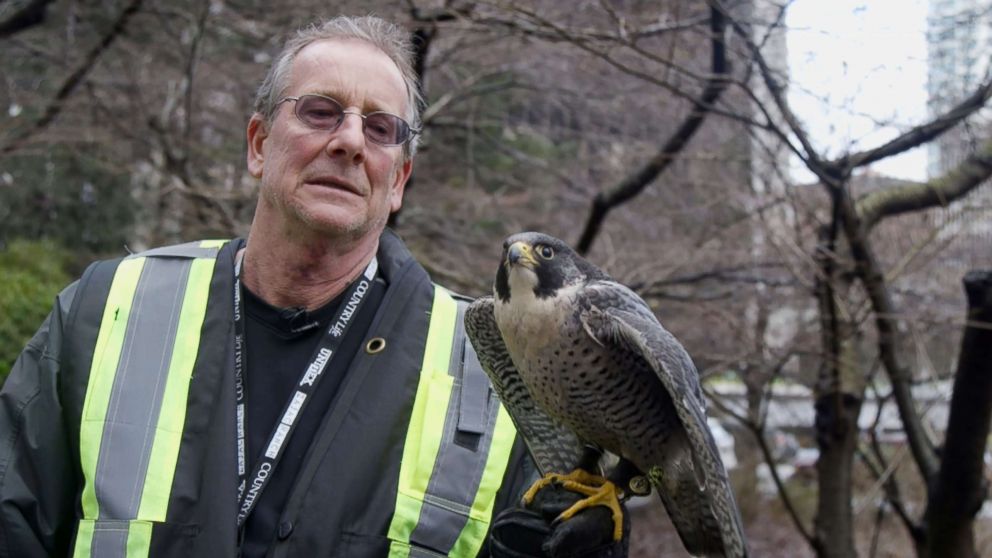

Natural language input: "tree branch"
[0,0,144,156]
[857,137,992,230]
[472,1,708,45]
[836,187,941,481]
[859,434,925,545]
[0,0,56,38]
[723,0,833,184]
[705,394,817,547]
[843,77,992,170]
[575,5,729,254]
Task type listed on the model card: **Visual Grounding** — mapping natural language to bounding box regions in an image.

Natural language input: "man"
[0,16,625,558]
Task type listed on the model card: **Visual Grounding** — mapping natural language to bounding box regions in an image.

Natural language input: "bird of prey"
[465,232,748,557]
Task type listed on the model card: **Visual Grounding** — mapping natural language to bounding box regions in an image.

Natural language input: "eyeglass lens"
[294,95,411,146]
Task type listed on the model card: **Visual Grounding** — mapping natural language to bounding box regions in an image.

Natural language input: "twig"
[1,0,145,156]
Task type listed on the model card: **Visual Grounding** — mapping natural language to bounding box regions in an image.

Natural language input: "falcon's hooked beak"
[506,241,539,270]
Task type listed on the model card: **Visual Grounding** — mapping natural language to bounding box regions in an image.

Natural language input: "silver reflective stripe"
[91,521,129,558]
[93,257,192,518]
[131,242,220,260]
[408,547,448,558]
[458,340,489,435]
[408,300,497,553]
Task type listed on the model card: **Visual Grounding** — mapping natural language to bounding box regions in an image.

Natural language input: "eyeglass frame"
[275,94,421,147]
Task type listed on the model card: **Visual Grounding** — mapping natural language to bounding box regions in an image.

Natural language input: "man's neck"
[240,229,379,311]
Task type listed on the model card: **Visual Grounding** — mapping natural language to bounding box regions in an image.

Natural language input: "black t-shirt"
[239,272,386,557]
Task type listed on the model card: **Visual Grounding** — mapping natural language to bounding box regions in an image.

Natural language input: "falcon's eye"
[536,244,555,259]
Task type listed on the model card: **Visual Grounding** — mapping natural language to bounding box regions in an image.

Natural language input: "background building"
[927,0,992,265]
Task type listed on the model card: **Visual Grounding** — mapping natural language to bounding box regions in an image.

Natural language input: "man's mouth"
[304,176,363,196]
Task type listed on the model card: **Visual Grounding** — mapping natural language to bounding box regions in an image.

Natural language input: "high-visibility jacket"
[0,230,533,557]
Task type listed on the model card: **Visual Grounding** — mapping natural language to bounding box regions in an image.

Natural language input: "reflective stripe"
[84,520,126,558]
[80,258,147,520]
[407,301,476,553]
[139,256,215,518]
[71,520,96,558]
[74,241,221,557]
[387,288,518,557]
[387,288,458,556]
[457,338,489,435]
[450,404,516,557]
[130,240,223,259]
[94,257,192,519]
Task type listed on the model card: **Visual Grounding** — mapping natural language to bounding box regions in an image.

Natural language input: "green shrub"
[0,240,72,383]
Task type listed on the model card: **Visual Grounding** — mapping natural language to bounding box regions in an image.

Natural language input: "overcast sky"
[786,0,930,182]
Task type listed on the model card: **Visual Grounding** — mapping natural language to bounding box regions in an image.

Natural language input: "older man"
[0,15,626,558]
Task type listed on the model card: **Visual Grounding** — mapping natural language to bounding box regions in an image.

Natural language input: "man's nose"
[325,112,366,163]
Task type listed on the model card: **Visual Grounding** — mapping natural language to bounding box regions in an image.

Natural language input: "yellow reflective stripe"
[72,519,96,558]
[386,288,458,555]
[137,256,217,520]
[79,257,147,520]
[448,405,517,558]
[124,521,153,558]
[387,541,411,558]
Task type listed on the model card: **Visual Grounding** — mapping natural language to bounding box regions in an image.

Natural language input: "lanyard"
[232,250,378,527]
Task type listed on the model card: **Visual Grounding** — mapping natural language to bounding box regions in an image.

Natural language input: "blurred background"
[2,1,991,556]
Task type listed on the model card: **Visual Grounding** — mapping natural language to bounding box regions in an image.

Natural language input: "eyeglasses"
[276,94,420,147]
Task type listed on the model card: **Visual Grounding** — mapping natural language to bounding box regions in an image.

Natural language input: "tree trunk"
[922,270,992,558]
[813,389,862,558]
[812,226,863,558]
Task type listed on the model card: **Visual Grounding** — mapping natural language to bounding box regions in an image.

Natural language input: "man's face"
[246,39,412,241]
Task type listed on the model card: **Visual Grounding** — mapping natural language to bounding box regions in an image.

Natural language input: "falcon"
[465,232,748,557]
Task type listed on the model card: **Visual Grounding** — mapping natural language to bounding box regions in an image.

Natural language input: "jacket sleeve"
[0,283,79,557]
[477,436,540,557]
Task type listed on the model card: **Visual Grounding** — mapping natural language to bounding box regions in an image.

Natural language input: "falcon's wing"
[465,296,587,475]
[580,282,749,558]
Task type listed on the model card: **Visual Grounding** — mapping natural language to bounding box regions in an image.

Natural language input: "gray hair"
[253,15,424,158]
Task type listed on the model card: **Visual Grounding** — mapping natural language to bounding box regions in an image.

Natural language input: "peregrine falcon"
[465,232,748,557]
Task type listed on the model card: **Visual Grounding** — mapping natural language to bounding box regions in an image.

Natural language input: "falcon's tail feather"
[649,454,747,558]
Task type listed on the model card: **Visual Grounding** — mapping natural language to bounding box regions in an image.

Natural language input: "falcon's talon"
[522,472,560,505]
[524,469,624,542]
[522,469,603,504]
[556,477,624,542]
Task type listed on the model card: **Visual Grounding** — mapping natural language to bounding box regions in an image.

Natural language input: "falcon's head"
[494,232,609,303]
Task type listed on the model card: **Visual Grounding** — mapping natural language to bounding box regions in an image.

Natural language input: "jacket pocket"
[73,518,199,556]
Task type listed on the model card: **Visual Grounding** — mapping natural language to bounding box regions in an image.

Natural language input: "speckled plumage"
[465,232,748,558]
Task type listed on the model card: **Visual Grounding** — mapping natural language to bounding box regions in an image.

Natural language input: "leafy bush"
[0,240,72,383]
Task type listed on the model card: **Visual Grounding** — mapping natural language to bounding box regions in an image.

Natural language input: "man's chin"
[293,207,384,240]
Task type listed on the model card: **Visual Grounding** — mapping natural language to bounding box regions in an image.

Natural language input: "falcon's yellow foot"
[522,469,625,541]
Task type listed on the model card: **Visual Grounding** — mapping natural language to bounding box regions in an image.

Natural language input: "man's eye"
[305,109,338,120]
[367,117,395,135]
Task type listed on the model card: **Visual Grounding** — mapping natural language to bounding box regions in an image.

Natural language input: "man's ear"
[389,158,413,213]
[247,113,268,178]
